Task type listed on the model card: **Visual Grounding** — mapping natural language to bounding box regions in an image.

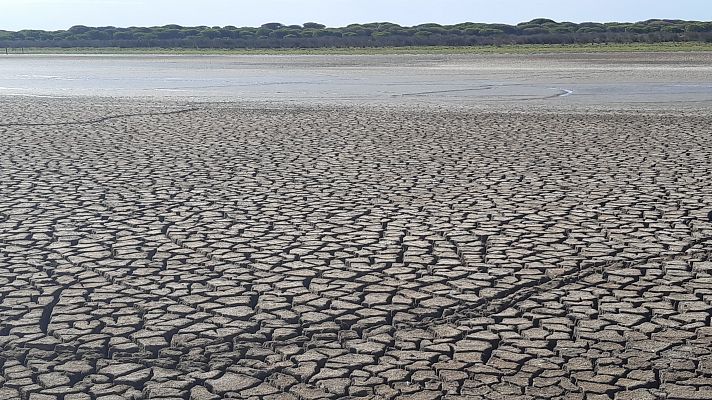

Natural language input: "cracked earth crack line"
[0,107,199,127]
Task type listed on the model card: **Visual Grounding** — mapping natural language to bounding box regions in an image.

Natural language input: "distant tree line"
[1,19,711,49]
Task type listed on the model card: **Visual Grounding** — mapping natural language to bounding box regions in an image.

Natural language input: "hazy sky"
[1,0,711,31]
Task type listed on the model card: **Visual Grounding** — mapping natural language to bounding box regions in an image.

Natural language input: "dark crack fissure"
[39,287,63,334]
[0,107,199,127]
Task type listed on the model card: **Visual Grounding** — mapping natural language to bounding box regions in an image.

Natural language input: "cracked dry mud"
[1,99,712,400]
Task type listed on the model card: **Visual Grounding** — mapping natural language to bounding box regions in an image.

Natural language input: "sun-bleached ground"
[0,52,711,106]
[1,53,711,399]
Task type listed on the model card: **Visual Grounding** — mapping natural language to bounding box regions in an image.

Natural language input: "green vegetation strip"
[4,20,711,50]
[6,42,712,55]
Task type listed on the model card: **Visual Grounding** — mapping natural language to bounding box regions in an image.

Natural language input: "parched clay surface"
[0,52,712,400]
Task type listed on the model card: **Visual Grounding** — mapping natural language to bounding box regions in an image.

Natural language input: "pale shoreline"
[1,52,711,106]
[3,41,712,56]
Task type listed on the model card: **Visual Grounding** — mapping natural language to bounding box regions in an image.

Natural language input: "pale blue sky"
[0,0,710,31]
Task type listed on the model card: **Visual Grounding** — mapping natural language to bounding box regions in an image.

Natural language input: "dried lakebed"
[1,52,712,105]
[1,95,712,399]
